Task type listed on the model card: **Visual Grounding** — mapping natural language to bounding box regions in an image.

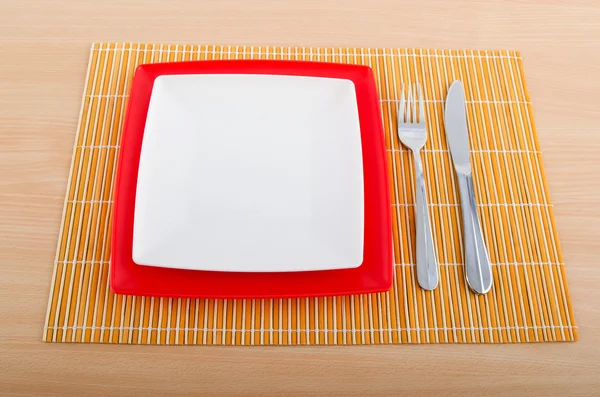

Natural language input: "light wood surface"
[1,0,599,395]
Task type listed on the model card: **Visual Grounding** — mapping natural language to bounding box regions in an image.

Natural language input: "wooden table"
[1,0,599,395]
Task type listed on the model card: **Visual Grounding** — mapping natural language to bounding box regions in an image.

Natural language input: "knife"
[444,81,493,294]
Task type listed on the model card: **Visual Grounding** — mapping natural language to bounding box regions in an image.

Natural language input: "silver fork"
[397,83,439,291]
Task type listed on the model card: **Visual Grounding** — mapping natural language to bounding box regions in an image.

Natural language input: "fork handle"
[412,151,439,291]
[456,172,493,294]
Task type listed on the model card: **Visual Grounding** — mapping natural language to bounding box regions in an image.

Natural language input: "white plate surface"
[133,73,364,272]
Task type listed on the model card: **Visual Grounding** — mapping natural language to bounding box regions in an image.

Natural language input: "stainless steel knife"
[444,81,493,294]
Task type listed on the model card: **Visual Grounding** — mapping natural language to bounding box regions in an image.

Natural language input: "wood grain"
[0,0,599,395]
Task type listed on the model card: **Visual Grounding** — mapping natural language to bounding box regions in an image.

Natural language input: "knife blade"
[444,81,493,294]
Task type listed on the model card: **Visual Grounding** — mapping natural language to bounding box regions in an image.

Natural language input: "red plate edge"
[111,60,392,299]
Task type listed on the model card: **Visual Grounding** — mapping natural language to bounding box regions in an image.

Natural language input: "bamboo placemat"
[43,42,577,344]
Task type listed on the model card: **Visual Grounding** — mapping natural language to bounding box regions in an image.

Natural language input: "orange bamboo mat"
[43,42,577,344]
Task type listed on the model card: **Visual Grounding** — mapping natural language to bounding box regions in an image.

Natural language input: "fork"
[397,83,439,291]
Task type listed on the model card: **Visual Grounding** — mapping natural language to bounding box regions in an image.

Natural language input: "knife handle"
[413,151,439,291]
[456,172,493,294]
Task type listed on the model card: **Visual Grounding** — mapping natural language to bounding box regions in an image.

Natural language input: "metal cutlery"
[444,80,493,294]
[397,83,439,291]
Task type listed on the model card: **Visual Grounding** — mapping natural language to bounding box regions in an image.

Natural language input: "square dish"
[111,60,391,298]
[134,73,364,272]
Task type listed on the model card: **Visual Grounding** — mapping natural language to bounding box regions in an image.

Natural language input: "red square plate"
[111,60,391,298]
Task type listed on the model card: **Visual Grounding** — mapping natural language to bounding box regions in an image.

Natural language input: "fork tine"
[418,82,425,123]
[410,84,417,123]
[399,84,406,123]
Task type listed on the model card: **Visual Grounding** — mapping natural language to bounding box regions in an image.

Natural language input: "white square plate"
[132,73,364,272]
